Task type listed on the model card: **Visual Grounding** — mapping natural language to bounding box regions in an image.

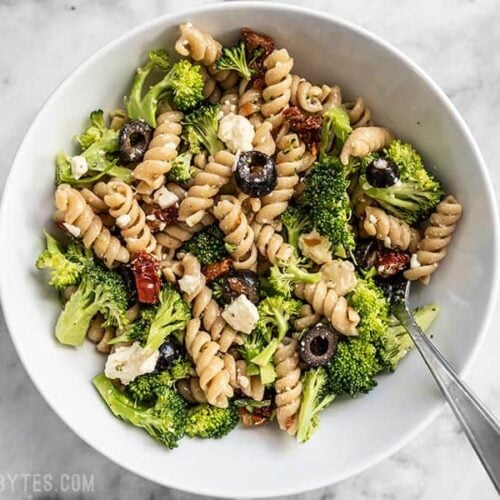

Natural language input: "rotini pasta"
[54,184,129,267]
[363,206,421,253]
[404,196,462,284]
[213,195,258,270]
[340,126,392,165]
[274,337,302,435]
[184,318,233,408]
[223,354,265,401]
[344,97,372,128]
[132,111,183,194]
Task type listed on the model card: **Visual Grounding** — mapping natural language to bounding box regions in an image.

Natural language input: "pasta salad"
[36,24,462,446]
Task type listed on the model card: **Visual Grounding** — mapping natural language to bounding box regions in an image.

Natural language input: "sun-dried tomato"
[376,249,410,278]
[251,76,265,91]
[202,258,232,283]
[241,28,275,77]
[131,252,161,304]
[239,406,273,427]
[145,206,178,233]
[282,106,322,148]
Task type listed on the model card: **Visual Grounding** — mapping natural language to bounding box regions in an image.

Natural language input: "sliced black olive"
[119,120,154,164]
[116,264,137,307]
[353,239,379,271]
[155,338,181,372]
[366,157,400,188]
[220,270,260,304]
[235,150,277,197]
[299,323,338,367]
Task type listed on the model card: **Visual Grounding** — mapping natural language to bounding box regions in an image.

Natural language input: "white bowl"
[1,2,498,497]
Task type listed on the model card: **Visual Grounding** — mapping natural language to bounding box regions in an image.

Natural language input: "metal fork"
[391,278,500,493]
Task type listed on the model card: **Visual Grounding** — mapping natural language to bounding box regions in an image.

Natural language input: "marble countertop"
[1,0,499,499]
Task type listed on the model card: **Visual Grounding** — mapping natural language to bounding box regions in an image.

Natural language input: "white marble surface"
[0,0,499,499]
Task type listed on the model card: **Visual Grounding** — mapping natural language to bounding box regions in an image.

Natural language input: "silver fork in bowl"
[391,277,500,493]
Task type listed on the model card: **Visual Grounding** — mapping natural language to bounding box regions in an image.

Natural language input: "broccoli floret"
[268,256,321,298]
[380,304,439,371]
[216,40,256,81]
[55,264,128,346]
[35,232,90,289]
[109,317,151,346]
[144,286,191,352]
[300,156,355,257]
[359,140,444,224]
[169,150,195,184]
[126,50,204,125]
[56,110,133,185]
[93,373,187,449]
[280,206,313,258]
[128,356,194,404]
[320,107,352,157]
[296,367,335,443]
[180,224,229,266]
[185,403,239,439]
[326,339,381,397]
[349,278,390,345]
[182,105,224,157]
[240,296,301,384]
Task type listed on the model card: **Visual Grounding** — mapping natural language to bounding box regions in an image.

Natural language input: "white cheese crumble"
[62,223,81,238]
[70,155,88,180]
[222,294,259,334]
[104,342,159,385]
[116,214,131,228]
[368,214,377,224]
[299,230,332,265]
[153,186,179,209]
[383,236,392,248]
[179,273,202,295]
[217,113,255,153]
[410,253,421,268]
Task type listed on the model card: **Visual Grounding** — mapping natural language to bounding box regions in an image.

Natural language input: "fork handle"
[395,304,500,494]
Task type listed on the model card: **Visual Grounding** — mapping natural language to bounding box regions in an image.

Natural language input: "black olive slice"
[119,120,154,164]
[156,338,182,372]
[220,270,260,304]
[235,150,277,197]
[366,157,400,188]
[299,323,338,367]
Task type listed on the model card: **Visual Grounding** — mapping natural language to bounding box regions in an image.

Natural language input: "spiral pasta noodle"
[320,84,342,112]
[175,22,222,66]
[213,196,258,270]
[132,111,183,194]
[251,221,294,264]
[363,206,421,253]
[404,195,462,284]
[223,354,265,401]
[87,314,115,353]
[343,97,372,128]
[238,79,263,119]
[290,75,324,113]
[294,280,360,336]
[178,150,235,227]
[293,304,321,333]
[274,337,302,435]
[219,87,240,115]
[102,180,156,254]
[176,377,208,404]
[54,184,129,268]
[180,254,240,352]
[199,65,222,104]
[340,126,392,165]
[252,120,276,157]
[155,212,215,250]
[261,49,294,124]
[185,318,234,408]
[255,133,304,223]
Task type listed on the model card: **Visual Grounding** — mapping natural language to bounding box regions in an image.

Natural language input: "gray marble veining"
[0,1,499,499]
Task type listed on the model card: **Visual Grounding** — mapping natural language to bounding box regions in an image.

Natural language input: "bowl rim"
[1,2,499,497]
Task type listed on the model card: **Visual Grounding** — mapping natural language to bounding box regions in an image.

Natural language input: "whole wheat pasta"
[404,195,462,284]
[184,318,234,408]
[274,337,302,435]
[363,206,421,253]
[343,97,372,128]
[251,221,294,264]
[54,184,129,268]
[132,111,183,194]
[223,354,265,401]
[340,126,392,165]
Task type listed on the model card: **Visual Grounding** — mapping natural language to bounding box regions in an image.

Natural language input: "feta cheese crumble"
[178,273,202,295]
[62,223,81,238]
[104,342,159,385]
[217,113,255,153]
[116,214,131,228]
[299,230,332,265]
[153,186,179,209]
[222,294,259,334]
[410,253,421,268]
[70,155,88,180]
